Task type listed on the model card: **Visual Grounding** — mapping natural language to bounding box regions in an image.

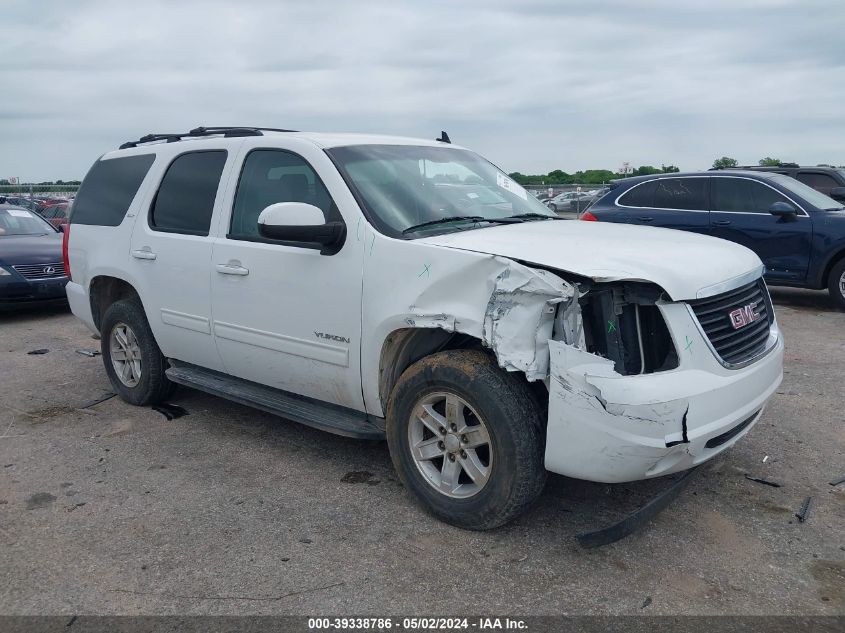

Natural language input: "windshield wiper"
[505,212,562,221]
[401,215,522,235]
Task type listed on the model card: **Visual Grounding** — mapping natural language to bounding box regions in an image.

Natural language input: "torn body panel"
[481,265,575,380]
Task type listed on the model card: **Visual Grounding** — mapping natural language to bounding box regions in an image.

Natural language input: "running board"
[165,363,385,440]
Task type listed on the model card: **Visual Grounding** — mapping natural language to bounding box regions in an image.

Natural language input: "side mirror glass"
[828,187,845,202]
[257,202,345,255]
[768,201,798,218]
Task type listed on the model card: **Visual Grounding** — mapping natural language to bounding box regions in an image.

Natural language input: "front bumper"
[544,302,784,483]
[0,276,68,307]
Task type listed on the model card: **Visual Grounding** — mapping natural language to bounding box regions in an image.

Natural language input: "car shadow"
[158,386,699,544]
[0,302,70,323]
[769,287,839,312]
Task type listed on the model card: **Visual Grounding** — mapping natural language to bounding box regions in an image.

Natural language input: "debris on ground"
[762,455,769,463]
[75,349,101,357]
[744,474,783,488]
[151,403,189,420]
[577,467,699,548]
[641,596,652,609]
[78,392,116,409]
[26,349,49,355]
[340,471,381,485]
[795,496,813,523]
[829,475,845,487]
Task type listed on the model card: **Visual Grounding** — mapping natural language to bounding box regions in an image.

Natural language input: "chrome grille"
[12,262,67,280]
[688,278,774,367]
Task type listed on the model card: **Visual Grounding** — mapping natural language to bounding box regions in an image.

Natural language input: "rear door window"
[618,180,657,207]
[149,151,227,236]
[712,177,790,213]
[652,178,708,210]
[72,154,155,226]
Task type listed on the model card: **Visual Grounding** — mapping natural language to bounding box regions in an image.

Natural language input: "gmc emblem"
[729,302,761,329]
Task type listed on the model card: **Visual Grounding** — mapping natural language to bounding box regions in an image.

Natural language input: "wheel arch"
[378,327,483,414]
[819,247,845,290]
[88,275,143,332]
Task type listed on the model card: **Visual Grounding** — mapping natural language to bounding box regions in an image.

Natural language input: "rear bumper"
[66,280,98,333]
[544,302,784,483]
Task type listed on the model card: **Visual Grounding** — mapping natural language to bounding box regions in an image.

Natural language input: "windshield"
[0,207,54,236]
[768,174,842,210]
[327,144,555,237]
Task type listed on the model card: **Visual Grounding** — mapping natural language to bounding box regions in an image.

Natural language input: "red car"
[39,202,71,228]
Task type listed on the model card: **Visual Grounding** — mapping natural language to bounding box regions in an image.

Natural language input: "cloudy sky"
[1,0,843,181]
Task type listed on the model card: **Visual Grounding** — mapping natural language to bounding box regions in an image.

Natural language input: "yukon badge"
[314,331,350,344]
[729,302,761,330]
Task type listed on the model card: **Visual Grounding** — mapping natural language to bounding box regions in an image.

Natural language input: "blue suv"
[585,171,845,308]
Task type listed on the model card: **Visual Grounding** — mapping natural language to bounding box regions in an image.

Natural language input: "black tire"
[828,258,845,310]
[548,203,557,212]
[100,299,175,406]
[386,349,546,530]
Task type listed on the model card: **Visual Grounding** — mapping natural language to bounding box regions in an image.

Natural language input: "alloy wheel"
[407,392,493,499]
[109,322,142,387]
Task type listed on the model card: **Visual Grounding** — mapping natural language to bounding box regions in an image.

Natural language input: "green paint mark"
[684,335,693,352]
[607,320,617,334]
[418,263,431,278]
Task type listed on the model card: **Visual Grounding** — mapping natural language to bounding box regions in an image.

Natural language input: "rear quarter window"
[71,154,155,226]
[618,180,657,207]
[653,178,708,211]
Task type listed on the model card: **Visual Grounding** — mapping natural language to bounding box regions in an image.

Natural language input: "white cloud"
[1,0,842,180]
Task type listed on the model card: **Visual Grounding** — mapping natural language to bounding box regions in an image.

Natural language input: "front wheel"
[548,203,558,212]
[386,350,546,530]
[829,258,845,310]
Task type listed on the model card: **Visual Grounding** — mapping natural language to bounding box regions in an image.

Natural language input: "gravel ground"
[0,288,843,615]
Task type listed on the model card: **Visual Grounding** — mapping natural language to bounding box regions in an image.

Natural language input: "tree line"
[0,179,82,186]
[508,164,680,186]
[511,157,844,186]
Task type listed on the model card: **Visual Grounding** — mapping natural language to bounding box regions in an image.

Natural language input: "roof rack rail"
[119,126,298,149]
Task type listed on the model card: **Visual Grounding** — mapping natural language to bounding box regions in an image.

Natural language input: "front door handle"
[637,216,654,223]
[131,248,157,260]
[712,219,732,227]
[215,262,249,276]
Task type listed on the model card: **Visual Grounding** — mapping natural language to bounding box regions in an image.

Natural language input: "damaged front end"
[394,255,782,484]
[534,271,782,484]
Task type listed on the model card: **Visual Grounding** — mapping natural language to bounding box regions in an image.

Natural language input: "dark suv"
[585,171,845,308]
[712,164,845,203]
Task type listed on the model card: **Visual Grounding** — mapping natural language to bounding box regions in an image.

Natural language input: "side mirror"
[257,202,345,255]
[768,201,798,219]
[828,187,845,202]
[57,224,65,233]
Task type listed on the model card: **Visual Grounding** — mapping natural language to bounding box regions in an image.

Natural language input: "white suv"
[64,127,784,529]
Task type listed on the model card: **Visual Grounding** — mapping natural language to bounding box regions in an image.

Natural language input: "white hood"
[419,220,763,301]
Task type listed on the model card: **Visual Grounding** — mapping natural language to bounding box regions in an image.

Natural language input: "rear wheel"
[386,350,546,530]
[100,299,175,405]
[829,259,845,310]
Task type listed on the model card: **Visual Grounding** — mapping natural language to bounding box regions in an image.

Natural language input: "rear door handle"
[712,219,732,227]
[637,216,654,222]
[131,248,157,260]
[215,262,249,276]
